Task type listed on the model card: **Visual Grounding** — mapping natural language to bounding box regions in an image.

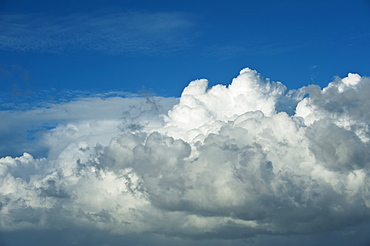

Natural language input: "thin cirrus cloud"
[0,11,196,54]
[1,68,370,245]
[204,40,305,59]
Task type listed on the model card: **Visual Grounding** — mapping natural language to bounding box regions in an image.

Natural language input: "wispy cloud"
[0,91,178,158]
[0,11,196,55]
[203,39,305,59]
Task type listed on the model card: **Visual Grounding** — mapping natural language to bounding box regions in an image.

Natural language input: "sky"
[1,0,370,245]
[1,0,370,98]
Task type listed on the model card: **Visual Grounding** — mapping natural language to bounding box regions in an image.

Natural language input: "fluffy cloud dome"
[1,68,370,242]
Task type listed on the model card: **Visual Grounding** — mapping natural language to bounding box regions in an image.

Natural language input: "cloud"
[0,92,178,158]
[1,68,370,245]
[203,39,305,59]
[0,11,196,54]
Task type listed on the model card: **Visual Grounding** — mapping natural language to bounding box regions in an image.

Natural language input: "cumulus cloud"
[1,68,370,245]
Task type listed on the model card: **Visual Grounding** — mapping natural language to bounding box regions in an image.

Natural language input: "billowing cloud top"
[1,68,370,242]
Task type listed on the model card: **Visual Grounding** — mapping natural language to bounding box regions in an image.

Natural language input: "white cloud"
[161,68,302,143]
[0,93,178,158]
[1,68,370,245]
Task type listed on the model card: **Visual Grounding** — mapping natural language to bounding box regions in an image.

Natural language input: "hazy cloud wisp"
[0,11,196,54]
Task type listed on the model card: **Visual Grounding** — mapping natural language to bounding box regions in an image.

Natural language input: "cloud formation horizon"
[1,68,370,244]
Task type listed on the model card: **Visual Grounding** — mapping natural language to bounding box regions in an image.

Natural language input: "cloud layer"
[1,68,370,244]
[0,11,196,54]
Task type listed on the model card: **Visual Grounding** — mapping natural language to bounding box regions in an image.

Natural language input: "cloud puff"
[1,68,370,244]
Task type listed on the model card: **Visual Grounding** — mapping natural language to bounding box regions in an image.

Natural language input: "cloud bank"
[1,68,370,244]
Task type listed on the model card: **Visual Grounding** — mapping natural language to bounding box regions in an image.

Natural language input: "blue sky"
[1,1,370,246]
[1,0,369,99]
